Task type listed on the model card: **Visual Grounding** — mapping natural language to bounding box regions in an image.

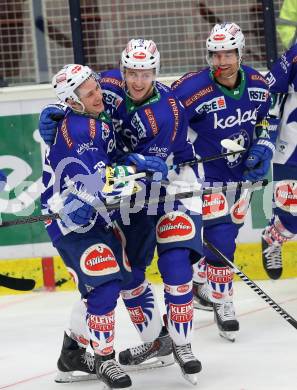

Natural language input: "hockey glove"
[125,153,168,180]
[243,140,275,181]
[102,165,142,204]
[60,193,96,228]
[0,169,7,192]
[39,103,67,145]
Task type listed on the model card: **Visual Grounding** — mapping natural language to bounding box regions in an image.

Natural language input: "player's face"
[211,50,239,79]
[77,78,105,115]
[124,68,155,103]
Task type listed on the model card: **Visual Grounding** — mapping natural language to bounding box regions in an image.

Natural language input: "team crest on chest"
[222,130,250,168]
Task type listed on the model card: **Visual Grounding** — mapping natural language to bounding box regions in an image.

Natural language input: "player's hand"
[39,103,67,145]
[243,141,274,181]
[125,153,168,180]
[102,165,142,204]
[60,193,95,228]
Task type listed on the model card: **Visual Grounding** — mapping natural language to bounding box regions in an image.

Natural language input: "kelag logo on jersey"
[248,88,268,102]
[214,108,257,129]
[195,96,226,114]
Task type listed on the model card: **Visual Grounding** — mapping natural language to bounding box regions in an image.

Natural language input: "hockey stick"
[203,238,297,330]
[0,274,36,291]
[114,139,246,184]
[0,179,267,228]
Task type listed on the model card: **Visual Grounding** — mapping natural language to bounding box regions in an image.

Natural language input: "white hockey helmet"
[52,64,93,104]
[206,23,245,62]
[121,38,160,75]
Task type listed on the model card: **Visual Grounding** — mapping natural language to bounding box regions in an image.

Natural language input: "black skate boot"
[193,281,213,311]
[95,351,132,389]
[55,332,97,383]
[172,342,202,385]
[118,326,174,370]
[213,301,239,342]
[262,227,283,280]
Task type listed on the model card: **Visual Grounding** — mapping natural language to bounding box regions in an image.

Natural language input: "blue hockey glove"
[0,170,7,192]
[60,193,95,228]
[243,140,274,181]
[39,103,67,145]
[125,153,168,180]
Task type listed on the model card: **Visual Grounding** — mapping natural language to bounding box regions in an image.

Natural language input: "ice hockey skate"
[95,352,132,389]
[55,332,97,383]
[214,301,239,342]
[262,227,283,280]
[193,281,213,311]
[118,326,174,371]
[172,342,202,385]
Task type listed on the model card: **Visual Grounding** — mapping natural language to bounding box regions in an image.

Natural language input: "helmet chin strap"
[70,99,86,114]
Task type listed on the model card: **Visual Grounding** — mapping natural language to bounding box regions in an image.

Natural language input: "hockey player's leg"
[158,248,202,385]
[263,164,297,279]
[54,230,133,388]
[55,282,132,388]
[204,223,239,342]
[87,281,132,389]
[192,257,213,311]
[55,300,97,383]
[262,214,295,280]
[119,265,174,369]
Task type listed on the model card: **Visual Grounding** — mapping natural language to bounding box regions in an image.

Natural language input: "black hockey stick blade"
[0,274,36,291]
[203,238,297,330]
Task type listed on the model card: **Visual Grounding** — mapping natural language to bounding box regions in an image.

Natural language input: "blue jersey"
[171,65,272,182]
[41,110,117,243]
[99,70,203,259]
[266,43,297,166]
[99,69,196,166]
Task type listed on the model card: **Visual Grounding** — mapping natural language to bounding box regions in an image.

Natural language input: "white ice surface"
[1,279,297,390]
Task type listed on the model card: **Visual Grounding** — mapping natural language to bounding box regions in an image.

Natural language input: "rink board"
[1,241,297,295]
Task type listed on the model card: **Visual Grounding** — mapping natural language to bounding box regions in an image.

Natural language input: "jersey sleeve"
[266,44,297,93]
[53,114,117,203]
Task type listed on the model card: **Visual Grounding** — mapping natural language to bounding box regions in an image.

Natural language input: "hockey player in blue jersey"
[261,43,297,279]
[41,63,145,389]
[171,23,276,341]
[39,40,203,384]
[105,40,203,384]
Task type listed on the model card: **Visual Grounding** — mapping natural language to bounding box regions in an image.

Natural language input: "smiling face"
[210,49,240,86]
[70,77,105,115]
[124,68,155,103]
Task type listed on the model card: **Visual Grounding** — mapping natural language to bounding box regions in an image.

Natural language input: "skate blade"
[100,384,132,390]
[123,354,175,372]
[55,370,97,383]
[182,372,198,385]
[193,301,213,311]
[219,330,236,342]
